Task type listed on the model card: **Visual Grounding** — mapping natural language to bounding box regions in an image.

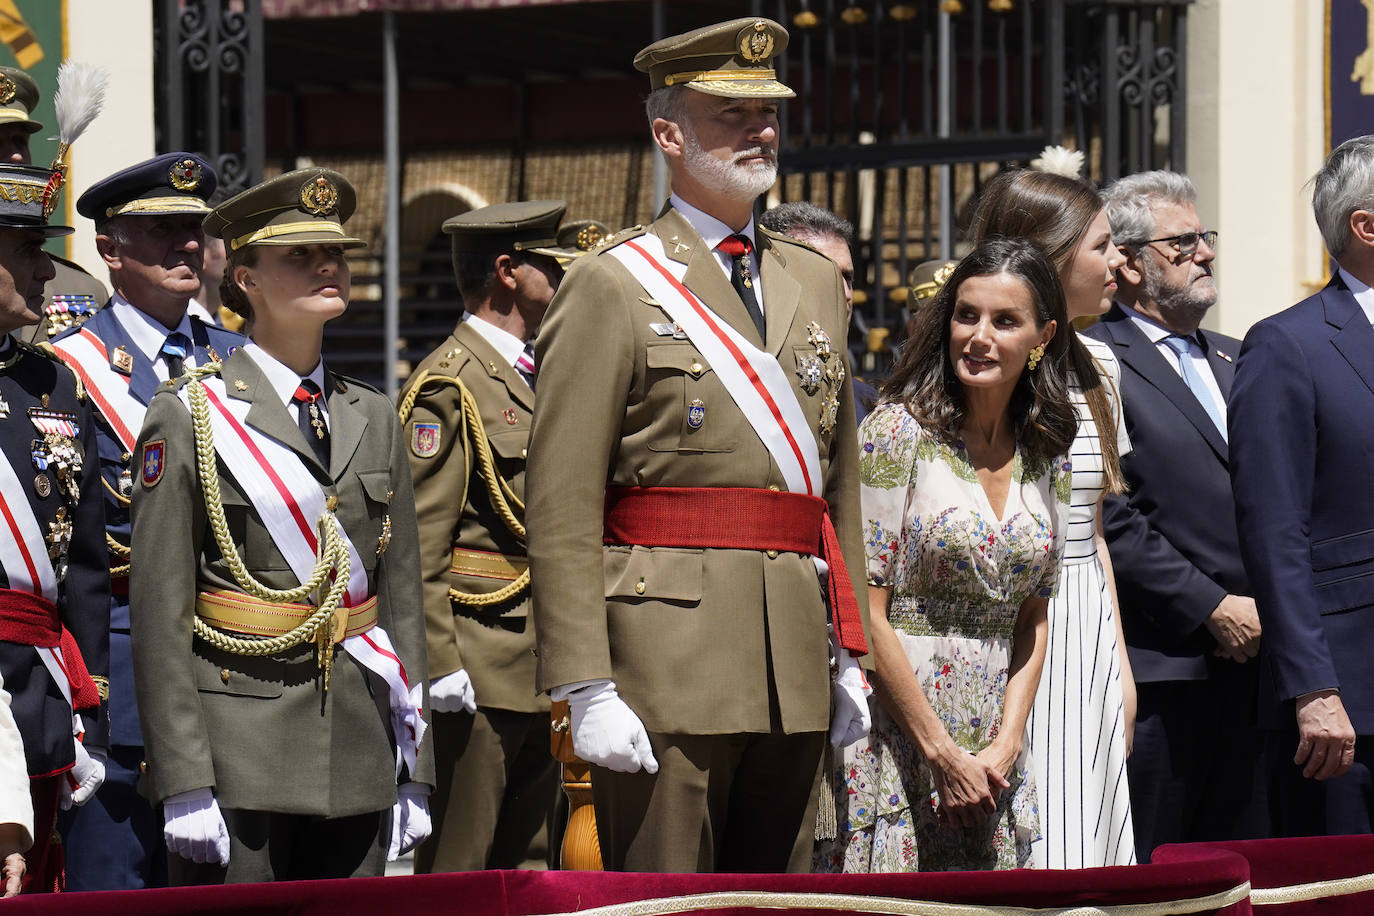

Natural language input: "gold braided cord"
[397,369,528,606]
[101,475,130,507]
[1249,868,1374,905]
[184,365,352,683]
[541,882,1254,916]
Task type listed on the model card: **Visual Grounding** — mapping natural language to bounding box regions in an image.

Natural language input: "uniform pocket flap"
[195,663,283,699]
[487,428,528,459]
[604,545,703,602]
[1311,529,1374,572]
[646,344,712,376]
[355,468,392,504]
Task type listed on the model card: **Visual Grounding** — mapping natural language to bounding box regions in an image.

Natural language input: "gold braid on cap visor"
[664,68,778,86]
[230,219,346,251]
[106,197,212,218]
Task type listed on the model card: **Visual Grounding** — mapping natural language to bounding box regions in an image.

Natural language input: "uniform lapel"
[454,320,534,411]
[758,231,801,356]
[98,310,163,406]
[1326,280,1374,401]
[227,349,322,473]
[654,208,764,349]
[1103,305,1228,460]
[1198,328,1236,402]
[324,370,367,483]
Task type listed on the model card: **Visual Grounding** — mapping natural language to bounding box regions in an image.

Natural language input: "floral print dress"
[818,402,1070,873]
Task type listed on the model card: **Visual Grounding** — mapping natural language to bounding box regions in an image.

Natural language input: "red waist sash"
[603,486,868,654]
[0,588,101,710]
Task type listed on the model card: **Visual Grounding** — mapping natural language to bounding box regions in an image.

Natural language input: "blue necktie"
[1163,335,1227,441]
[160,332,190,378]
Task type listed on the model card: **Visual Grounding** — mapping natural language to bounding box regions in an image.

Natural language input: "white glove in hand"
[163,787,231,866]
[387,783,432,861]
[429,669,476,714]
[830,646,874,749]
[568,679,658,774]
[59,741,106,810]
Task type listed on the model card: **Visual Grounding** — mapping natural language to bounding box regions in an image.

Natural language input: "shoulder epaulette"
[23,340,88,400]
[331,372,382,396]
[758,225,823,256]
[594,224,647,254]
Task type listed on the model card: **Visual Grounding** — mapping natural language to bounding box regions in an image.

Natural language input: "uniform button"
[220,668,230,684]
[768,485,780,492]
[766,549,778,559]
[690,362,704,376]
[634,578,646,595]
[139,761,148,774]
[121,451,132,462]
[521,448,527,459]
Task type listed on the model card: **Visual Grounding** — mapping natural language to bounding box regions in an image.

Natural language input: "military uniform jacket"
[52,305,242,747]
[129,347,434,815]
[0,339,110,776]
[401,319,546,714]
[526,206,871,737]
[24,256,108,344]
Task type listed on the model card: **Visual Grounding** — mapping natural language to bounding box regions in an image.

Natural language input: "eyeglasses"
[1139,230,1218,259]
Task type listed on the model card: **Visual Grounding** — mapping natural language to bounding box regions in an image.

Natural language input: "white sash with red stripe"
[608,234,823,497]
[177,366,425,777]
[0,450,86,735]
[51,328,146,453]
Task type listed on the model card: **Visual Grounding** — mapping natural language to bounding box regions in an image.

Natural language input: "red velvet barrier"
[1155,835,1374,915]
[0,845,1252,915]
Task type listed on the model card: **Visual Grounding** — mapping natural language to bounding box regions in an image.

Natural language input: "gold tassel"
[815,742,838,840]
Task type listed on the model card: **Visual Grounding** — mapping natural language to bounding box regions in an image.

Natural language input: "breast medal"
[687,398,706,429]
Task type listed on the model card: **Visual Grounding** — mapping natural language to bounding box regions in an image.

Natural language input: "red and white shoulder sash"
[51,328,146,453]
[607,233,823,496]
[173,366,425,776]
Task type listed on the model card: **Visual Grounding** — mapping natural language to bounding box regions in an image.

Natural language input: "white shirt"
[186,298,221,327]
[668,193,767,316]
[460,312,527,371]
[110,296,200,384]
[1126,307,1226,422]
[244,342,329,433]
[1338,267,1374,327]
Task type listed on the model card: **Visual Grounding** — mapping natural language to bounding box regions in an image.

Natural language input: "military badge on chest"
[800,321,846,435]
[28,407,84,578]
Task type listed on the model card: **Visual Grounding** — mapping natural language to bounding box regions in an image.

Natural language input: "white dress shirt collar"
[244,341,327,415]
[460,312,526,369]
[1338,267,1374,327]
[668,193,766,313]
[110,295,197,365]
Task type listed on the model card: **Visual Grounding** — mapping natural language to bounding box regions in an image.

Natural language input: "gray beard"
[681,128,778,202]
[1143,257,1216,327]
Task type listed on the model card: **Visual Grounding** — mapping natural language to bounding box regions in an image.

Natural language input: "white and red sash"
[177,366,426,777]
[0,453,88,734]
[51,328,146,453]
[608,233,823,497]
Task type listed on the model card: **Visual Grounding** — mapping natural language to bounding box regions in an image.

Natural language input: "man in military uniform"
[525,19,872,873]
[0,162,111,893]
[401,200,577,872]
[0,67,109,344]
[49,153,241,891]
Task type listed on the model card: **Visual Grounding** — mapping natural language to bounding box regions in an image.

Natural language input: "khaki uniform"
[402,319,557,871]
[526,206,871,871]
[129,348,434,881]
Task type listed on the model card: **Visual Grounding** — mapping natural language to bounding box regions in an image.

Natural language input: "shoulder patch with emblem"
[141,439,166,487]
[410,422,441,458]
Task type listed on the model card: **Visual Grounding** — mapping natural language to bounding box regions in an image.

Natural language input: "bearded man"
[524,18,872,873]
[1085,170,1268,859]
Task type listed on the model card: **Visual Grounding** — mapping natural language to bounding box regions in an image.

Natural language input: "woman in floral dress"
[819,238,1077,872]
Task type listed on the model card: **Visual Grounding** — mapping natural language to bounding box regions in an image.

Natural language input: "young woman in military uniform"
[128,169,434,884]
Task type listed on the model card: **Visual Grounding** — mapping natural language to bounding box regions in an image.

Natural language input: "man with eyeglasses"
[1085,170,1269,860]
[1230,135,1374,838]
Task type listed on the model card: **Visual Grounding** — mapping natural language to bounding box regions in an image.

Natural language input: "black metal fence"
[155,0,1192,386]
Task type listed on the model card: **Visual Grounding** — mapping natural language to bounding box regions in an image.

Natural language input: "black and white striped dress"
[1028,333,1137,868]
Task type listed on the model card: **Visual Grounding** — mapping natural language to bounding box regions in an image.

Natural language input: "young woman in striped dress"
[971,163,1137,868]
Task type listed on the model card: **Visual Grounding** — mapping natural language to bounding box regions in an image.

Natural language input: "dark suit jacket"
[51,306,242,747]
[1230,273,1374,732]
[1086,305,1247,682]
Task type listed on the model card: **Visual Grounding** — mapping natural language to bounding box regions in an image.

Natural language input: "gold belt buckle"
[330,605,349,644]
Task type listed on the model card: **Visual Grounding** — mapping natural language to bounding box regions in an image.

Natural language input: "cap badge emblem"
[169,158,203,192]
[740,21,774,62]
[0,74,15,105]
[301,176,338,215]
[577,225,604,251]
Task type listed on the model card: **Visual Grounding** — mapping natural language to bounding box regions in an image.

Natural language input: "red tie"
[716,235,751,259]
[716,234,765,337]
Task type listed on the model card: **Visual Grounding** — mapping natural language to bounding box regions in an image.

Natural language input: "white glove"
[429,669,476,714]
[163,787,230,866]
[387,783,432,861]
[59,741,106,810]
[830,634,874,748]
[567,679,658,774]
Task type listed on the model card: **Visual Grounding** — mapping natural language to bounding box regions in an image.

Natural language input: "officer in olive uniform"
[526,19,871,873]
[130,169,433,884]
[0,67,109,344]
[401,201,581,872]
[0,162,111,893]
[50,154,241,891]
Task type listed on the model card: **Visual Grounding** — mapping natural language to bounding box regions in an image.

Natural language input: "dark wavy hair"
[219,244,259,325]
[880,237,1077,464]
[971,167,1126,493]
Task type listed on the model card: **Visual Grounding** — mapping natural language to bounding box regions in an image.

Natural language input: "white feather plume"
[1030,144,1085,179]
[53,61,108,149]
